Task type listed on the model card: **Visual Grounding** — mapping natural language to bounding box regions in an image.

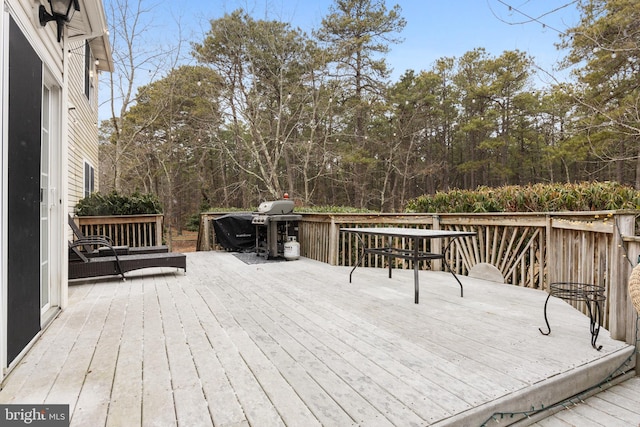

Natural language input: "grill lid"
[257,200,294,215]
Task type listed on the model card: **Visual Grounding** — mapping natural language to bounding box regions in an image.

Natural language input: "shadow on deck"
[0,251,636,426]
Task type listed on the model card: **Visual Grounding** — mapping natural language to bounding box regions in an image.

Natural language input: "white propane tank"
[284,236,300,260]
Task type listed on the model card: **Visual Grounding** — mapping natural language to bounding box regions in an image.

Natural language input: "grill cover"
[213,213,255,251]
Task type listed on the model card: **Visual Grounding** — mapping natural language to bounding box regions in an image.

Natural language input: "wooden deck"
[0,251,637,426]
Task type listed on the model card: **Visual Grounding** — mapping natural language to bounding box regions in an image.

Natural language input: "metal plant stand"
[539,282,606,350]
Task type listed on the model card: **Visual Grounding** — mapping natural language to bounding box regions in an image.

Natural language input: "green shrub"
[295,205,376,213]
[405,182,640,213]
[75,191,163,216]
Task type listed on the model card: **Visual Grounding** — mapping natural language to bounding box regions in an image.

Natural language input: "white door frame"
[41,69,63,323]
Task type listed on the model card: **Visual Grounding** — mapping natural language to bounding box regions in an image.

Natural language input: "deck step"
[434,346,636,426]
[528,375,640,426]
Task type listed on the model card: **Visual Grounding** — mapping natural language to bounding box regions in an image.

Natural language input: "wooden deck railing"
[73,214,164,248]
[199,210,640,347]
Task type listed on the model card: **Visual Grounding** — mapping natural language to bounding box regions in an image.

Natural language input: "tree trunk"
[635,142,640,190]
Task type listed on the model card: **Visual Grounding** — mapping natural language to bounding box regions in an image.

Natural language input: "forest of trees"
[99,0,640,229]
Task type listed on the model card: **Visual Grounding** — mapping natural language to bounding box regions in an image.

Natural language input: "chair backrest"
[68,214,85,240]
[68,214,113,252]
[629,263,640,315]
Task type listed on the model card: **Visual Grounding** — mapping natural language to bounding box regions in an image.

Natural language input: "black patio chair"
[68,214,186,281]
[68,241,186,281]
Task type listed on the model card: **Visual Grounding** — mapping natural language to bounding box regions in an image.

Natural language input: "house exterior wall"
[67,39,100,213]
[0,0,111,379]
[1,0,68,376]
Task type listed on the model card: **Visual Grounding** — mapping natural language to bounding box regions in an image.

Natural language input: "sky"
[99,0,582,120]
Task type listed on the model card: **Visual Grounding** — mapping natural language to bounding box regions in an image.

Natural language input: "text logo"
[0,405,69,426]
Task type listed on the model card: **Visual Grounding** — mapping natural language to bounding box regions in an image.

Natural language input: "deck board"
[46,283,114,413]
[187,264,288,426]
[107,278,144,427]
[191,259,388,426]
[71,281,128,426]
[0,251,637,426]
[157,272,213,427]
[141,276,177,426]
[243,275,494,412]
[226,265,482,422]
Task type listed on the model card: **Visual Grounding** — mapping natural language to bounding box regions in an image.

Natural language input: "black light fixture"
[39,0,80,42]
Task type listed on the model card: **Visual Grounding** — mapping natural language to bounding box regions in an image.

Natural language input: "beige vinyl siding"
[67,40,100,213]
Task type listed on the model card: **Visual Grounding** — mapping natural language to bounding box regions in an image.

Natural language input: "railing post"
[610,213,635,342]
[155,215,163,247]
[545,214,553,291]
[431,214,442,271]
[198,213,211,251]
[328,216,339,266]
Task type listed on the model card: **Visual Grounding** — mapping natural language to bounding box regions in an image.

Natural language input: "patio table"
[341,227,476,303]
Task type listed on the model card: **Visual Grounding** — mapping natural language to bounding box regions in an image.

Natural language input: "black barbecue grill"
[251,199,301,259]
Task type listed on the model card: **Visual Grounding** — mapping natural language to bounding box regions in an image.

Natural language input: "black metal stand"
[539,282,606,350]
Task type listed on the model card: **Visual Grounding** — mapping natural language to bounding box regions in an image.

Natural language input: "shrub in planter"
[75,191,162,216]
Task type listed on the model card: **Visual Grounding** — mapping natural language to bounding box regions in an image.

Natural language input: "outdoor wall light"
[39,0,80,42]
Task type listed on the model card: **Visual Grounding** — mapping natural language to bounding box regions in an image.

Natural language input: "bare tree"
[100,0,187,192]
[193,10,338,201]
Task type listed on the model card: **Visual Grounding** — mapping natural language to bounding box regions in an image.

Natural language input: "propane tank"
[284,236,300,260]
